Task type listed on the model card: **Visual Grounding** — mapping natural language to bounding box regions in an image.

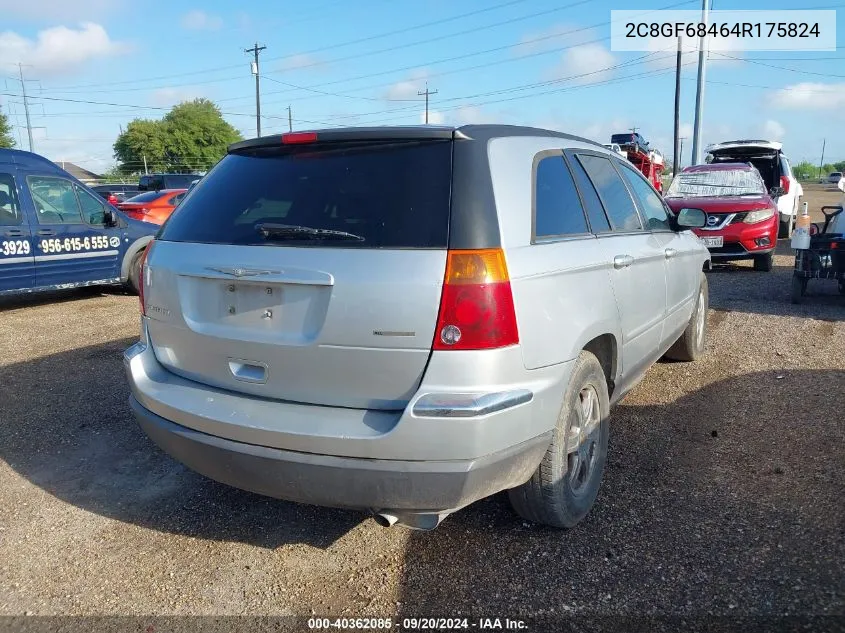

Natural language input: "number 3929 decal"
[39,236,116,254]
[1,240,32,256]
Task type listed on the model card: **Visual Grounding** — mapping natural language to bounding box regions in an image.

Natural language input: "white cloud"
[0,23,129,76]
[422,109,445,125]
[547,43,617,85]
[278,53,326,72]
[771,82,845,110]
[181,10,223,31]
[761,119,786,140]
[150,87,206,107]
[0,0,123,21]
[383,70,430,101]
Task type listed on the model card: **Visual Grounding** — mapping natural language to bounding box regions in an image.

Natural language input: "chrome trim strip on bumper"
[412,389,534,418]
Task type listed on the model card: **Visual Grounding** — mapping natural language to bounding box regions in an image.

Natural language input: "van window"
[159,140,453,249]
[533,155,589,238]
[0,173,22,226]
[617,163,671,231]
[565,153,611,233]
[76,185,107,225]
[27,176,85,225]
[577,155,642,232]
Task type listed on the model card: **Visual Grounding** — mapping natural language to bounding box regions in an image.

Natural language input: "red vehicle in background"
[117,189,187,225]
[664,163,779,271]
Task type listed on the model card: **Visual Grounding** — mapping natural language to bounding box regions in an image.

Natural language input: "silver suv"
[124,125,710,530]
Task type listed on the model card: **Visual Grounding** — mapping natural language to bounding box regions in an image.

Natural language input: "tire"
[791,276,806,304]
[665,274,708,362]
[778,219,792,239]
[125,251,143,295]
[753,252,774,272]
[508,351,610,529]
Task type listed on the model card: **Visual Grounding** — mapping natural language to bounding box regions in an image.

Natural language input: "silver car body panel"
[126,125,710,516]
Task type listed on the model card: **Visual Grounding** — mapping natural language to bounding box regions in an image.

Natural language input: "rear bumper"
[131,395,552,515]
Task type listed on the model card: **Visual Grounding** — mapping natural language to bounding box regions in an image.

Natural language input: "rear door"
[616,161,697,345]
[145,139,453,410]
[24,174,122,287]
[569,151,668,384]
[0,170,35,292]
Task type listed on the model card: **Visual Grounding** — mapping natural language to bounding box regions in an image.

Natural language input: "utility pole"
[245,42,267,137]
[818,138,826,180]
[672,35,683,177]
[630,126,639,134]
[18,63,34,152]
[678,138,687,170]
[288,105,292,132]
[418,82,438,124]
[690,0,710,165]
[143,154,148,175]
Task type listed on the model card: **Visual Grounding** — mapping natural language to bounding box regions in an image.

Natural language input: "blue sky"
[1,0,843,173]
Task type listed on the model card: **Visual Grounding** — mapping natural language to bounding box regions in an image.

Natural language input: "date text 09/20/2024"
[307,617,528,630]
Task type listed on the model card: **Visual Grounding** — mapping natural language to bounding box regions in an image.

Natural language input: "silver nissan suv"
[124,125,710,530]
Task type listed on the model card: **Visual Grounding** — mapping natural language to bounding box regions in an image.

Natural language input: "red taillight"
[433,248,519,351]
[138,242,153,315]
[282,131,317,144]
[108,194,118,205]
[780,175,790,194]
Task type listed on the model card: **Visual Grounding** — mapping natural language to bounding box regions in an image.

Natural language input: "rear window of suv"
[159,140,453,248]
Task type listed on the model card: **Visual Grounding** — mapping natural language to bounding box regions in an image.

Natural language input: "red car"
[664,163,779,271]
[116,189,187,225]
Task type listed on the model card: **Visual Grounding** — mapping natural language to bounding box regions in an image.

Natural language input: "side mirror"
[770,186,785,198]
[677,207,706,229]
[104,208,118,226]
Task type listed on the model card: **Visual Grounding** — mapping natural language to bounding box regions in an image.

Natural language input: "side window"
[168,192,186,206]
[533,155,589,239]
[781,156,792,178]
[0,173,23,226]
[27,176,84,225]
[577,154,642,232]
[565,154,611,233]
[76,185,107,225]
[618,163,671,231]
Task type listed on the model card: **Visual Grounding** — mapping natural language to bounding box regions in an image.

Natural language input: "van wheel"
[508,351,609,528]
[753,252,774,272]
[665,274,708,362]
[126,251,143,295]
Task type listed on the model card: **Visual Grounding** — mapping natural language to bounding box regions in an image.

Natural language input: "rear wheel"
[508,351,609,529]
[665,274,708,362]
[753,252,774,272]
[791,276,807,304]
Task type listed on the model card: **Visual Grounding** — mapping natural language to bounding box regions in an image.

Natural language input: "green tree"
[0,105,15,149]
[113,119,169,173]
[162,99,242,170]
[113,99,241,174]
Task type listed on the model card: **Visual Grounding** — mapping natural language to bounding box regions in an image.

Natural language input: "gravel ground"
[0,188,842,630]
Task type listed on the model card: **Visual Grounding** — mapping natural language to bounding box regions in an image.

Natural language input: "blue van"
[0,149,157,296]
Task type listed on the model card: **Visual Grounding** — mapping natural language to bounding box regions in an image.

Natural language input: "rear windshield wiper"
[256,223,365,242]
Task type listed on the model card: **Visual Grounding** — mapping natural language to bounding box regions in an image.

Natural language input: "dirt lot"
[0,187,842,630]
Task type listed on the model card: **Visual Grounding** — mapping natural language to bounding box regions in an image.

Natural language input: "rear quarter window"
[160,140,453,249]
[533,154,589,239]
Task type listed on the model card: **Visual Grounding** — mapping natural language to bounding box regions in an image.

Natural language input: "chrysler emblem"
[207,267,280,278]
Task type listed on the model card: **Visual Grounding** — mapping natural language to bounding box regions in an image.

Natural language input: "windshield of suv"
[665,168,767,198]
[159,140,453,248]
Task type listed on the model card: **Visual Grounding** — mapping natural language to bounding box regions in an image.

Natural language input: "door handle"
[36,229,56,236]
[665,248,677,259]
[3,228,24,237]
[613,254,634,269]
